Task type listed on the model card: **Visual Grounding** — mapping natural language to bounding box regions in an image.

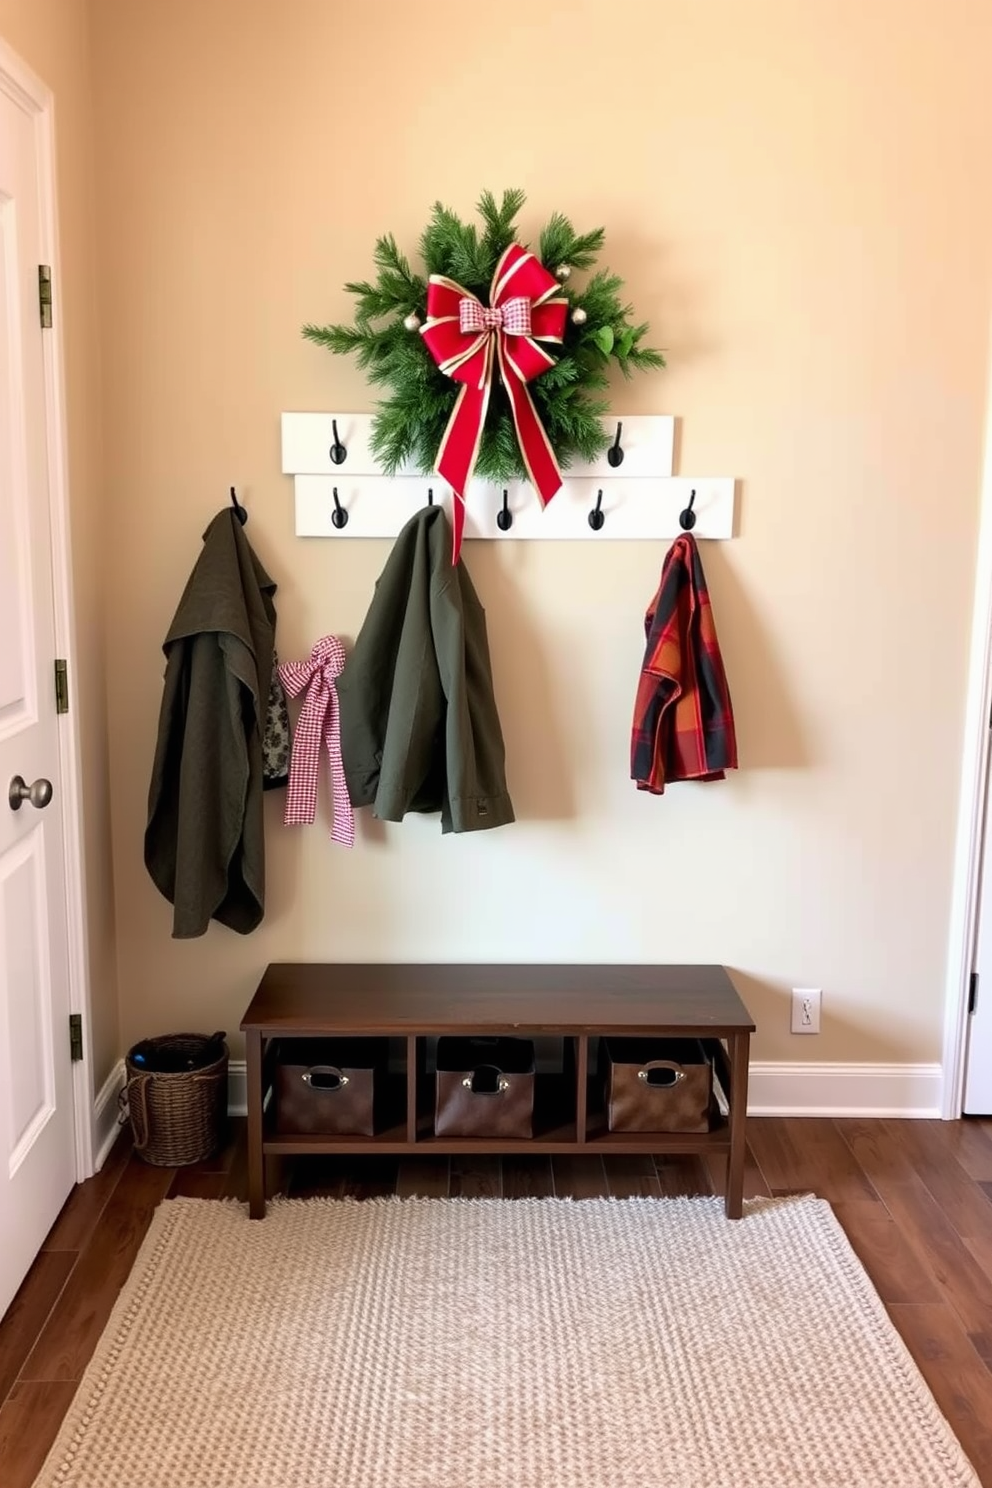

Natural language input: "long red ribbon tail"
[498,343,564,506]
[448,491,466,565]
[435,374,490,564]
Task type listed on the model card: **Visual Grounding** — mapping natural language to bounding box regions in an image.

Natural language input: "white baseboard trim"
[746,1061,944,1118]
[229,1060,248,1117]
[226,1059,945,1122]
[93,1058,126,1170]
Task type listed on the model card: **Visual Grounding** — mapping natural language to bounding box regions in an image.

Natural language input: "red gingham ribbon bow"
[278,636,354,848]
[421,243,569,562]
[458,295,532,337]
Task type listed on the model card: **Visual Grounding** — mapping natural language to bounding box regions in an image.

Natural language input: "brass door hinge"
[38,266,52,329]
[54,659,69,715]
[69,1014,83,1062]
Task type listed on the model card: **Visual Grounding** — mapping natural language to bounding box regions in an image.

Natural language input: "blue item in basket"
[128,1032,226,1074]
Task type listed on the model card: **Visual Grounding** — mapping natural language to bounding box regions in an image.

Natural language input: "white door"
[964,748,992,1112]
[0,69,76,1317]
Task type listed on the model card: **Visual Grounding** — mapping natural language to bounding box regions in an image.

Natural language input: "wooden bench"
[241,963,754,1218]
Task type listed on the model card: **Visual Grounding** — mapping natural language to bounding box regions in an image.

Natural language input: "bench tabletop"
[241,964,755,1036]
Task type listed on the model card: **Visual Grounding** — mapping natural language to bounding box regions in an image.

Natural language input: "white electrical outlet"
[791,987,822,1034]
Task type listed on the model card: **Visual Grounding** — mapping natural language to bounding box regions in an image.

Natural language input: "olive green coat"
[145,510,276,937]
[338,506,514,833]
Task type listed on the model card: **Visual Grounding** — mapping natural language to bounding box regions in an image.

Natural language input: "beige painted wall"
[0,0,119,1088]
[89,0,992,1066]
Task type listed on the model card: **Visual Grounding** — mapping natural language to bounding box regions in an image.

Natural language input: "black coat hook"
[329,419,347,466]
[588,489,605,531]
[679,489,697,531]
[606,421,624,468]
[427,487,434,506]
[496,488,513,532]
[331,487,349,530]
[230,486,248,525]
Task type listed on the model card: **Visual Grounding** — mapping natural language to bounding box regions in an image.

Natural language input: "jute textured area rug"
[32,1195,979,1488]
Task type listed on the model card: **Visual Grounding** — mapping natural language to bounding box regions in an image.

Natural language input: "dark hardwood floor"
[3,1117,992,1485]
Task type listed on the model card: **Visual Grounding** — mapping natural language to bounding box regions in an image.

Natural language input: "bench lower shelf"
[260,1121,732,1158]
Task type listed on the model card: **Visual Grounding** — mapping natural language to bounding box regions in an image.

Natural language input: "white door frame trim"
[0,37,95,1178]
[941,316,992,1119]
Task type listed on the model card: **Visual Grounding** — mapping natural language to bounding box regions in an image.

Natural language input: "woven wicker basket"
[122,1033,229,1166]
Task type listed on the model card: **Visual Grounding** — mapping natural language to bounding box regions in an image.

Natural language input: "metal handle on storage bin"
[302,1066,349,1091]
[638,1061,686,1088]
[462,1066,510,1095]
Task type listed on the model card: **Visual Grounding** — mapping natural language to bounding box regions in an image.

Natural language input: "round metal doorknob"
[8,775,54,811]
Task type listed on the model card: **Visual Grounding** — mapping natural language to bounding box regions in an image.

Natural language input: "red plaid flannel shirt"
[631,533,738,794]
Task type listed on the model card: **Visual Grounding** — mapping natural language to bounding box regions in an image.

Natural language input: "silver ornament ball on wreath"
[403,311,422,332]
[571,306,588,326]
[554,263,572,283]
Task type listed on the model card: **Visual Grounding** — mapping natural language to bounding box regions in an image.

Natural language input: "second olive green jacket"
[338,506,514,833]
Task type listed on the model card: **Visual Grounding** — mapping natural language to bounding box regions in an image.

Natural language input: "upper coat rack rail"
[282,413,675,481]
[281,412,737,541]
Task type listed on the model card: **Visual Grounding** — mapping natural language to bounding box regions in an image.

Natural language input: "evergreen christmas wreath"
[304,189,664,556]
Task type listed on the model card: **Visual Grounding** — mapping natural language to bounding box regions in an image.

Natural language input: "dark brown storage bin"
[274,1038,388,1136]
[603,1037,715,1133]
[435,1036,535,1138]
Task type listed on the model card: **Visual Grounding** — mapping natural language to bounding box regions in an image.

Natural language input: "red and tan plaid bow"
[458,295,532,337]
[421,244,568,561]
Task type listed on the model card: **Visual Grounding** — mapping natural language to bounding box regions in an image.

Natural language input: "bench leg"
[246,1030,266,1219]
[726,1032,750,1219]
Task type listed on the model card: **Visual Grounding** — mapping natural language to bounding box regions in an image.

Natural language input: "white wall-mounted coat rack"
[281,413,736,540]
